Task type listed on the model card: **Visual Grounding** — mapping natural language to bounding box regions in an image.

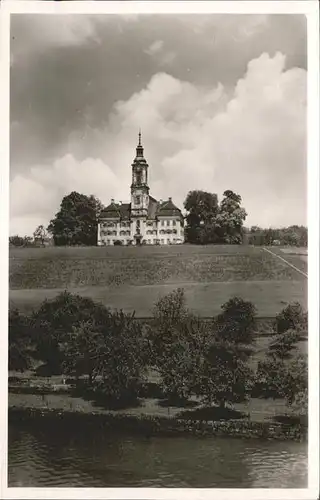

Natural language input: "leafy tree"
[215,190,247,244]
[248,225,308,247]
[88,311,147,402]
[255,305,307,405]
[184,190,219,244]
[9,235,25,247]
[255,355,307,409]
[267,329,301,360]
[199,340,254,407]
[9,235,34,247]
[31,292,111,374]
[48,191,104,246]
[215,296,257,345]
[198,297,256,408]
[274,302,307,334]
[33,225,49,246]
[150,289,208,400]
[9,310,33,372]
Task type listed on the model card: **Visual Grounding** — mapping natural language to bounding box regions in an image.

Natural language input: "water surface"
[8,421,307,488]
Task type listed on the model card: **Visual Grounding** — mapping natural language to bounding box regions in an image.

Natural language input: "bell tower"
[131,130,149,218]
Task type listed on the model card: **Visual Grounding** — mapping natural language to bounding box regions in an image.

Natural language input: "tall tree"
[9,310,33,372]
[48,191,104,246]
[198,297,256,408]
[33,224,48,246]
[184,190,219,244]
[215,190,247,244]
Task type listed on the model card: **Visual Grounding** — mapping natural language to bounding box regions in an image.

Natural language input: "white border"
[0,2,319,500]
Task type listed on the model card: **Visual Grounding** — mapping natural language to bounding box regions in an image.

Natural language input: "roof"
[99,198,183,220]
[156,199,182,217]
[100,202,131,220]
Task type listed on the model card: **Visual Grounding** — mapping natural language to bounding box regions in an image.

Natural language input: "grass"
[8,391,289,423]
[9,244,307,317]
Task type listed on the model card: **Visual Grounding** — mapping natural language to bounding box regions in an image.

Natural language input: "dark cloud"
[10,14,306,175]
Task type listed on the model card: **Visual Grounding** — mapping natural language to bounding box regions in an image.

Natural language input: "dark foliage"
[184,189,247,245]
[48,191,103,246]
[8,310,33,372]
[274,302,307,335]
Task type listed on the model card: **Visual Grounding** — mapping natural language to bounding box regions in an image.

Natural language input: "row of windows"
[101,238,183,246]
[101,222,130,229]
[102,228,183,236]
[102,220,180,227]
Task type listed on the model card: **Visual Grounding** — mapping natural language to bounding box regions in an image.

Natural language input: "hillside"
[9,245,307,317]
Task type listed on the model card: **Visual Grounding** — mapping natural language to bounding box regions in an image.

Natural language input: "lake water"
[8,421,307,488]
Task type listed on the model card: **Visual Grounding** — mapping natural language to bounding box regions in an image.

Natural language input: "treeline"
[184,190,247,245]
[247,226,308,247]
[9,290,307,416]
[9,189,307,248]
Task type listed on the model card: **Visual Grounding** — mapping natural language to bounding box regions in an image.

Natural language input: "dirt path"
[262,247,308,279]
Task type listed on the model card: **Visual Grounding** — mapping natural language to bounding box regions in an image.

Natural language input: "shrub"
[113,240,123,246]
[274,302,307,334]
[215,296,257,344]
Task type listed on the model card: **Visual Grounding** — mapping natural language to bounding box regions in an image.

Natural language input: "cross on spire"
[136,128,144,158]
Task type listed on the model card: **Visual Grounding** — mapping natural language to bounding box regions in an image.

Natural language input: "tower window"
[135,195,141,205]
[136,172,142,185]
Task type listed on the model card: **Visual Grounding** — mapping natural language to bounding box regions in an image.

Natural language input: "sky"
[10,13,307,236]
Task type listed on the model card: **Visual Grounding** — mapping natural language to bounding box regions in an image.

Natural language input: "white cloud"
[10,52,307,235]
[144,39,176,67]
[144,40,164,56]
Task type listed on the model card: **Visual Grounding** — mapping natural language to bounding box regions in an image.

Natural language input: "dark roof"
[156,199,182,217]
[100,202,131,220]
[99,198,183,220]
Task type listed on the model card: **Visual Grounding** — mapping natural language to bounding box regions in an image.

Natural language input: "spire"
[136,129,144,158]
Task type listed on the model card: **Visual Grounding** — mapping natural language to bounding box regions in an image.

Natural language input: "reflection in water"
[8,422,307,488]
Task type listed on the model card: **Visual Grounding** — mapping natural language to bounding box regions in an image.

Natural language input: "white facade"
[98,134,184,246]
[98,213,184,246]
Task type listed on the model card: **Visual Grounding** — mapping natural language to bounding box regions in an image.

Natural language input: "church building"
[97,133,185,246]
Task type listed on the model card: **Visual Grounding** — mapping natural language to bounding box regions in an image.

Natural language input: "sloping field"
[9,245,307,317]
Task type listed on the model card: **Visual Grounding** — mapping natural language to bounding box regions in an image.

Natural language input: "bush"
[274,302,307,334]
[215,296,257,344]
[113,240,123,246]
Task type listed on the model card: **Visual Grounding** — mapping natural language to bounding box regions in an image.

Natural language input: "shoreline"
[8,406,307,443]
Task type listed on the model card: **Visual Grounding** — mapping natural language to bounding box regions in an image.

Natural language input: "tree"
[87,311,147,403]
[199,341,254,407]
[215,190,247,244]
[9,235,34,247]
[255,303,307,404]
[267,329,301,360]
[33,225,48,246]
[48,191,104,246]
[9,235,25,247]
[184,190,219,244]
[150,288,209,401]
[9,310,33,372]
[198,297,256,408]
[255,355,307,410]
[31,291,111,374]
[215,296,257,345]
[274,302,307,334]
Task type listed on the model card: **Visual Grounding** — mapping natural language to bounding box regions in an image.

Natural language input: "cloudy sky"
[10,13,307,236]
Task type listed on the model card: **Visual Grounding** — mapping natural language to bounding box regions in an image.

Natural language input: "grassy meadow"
[9,244,307,317]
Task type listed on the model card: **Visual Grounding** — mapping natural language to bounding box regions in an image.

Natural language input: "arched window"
[135,195,141,205]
